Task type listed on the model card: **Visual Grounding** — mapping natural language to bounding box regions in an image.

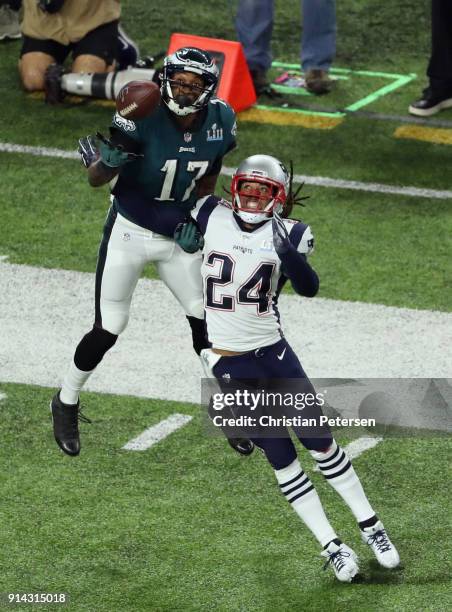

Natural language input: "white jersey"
[192,196,314,352]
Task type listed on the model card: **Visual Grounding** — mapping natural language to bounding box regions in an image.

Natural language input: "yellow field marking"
[28,91,343,128]
[394,124,452,145]
[27,91,115,107]
[238,107,344,129]
[92,98,115,108]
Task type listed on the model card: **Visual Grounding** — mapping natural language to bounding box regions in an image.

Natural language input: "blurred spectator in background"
[409,0,452,116]
[235,0,336,95]
[19,0,138,102]
[0,0,21,41]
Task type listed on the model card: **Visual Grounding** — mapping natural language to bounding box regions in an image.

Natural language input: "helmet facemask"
[231,175,286,225]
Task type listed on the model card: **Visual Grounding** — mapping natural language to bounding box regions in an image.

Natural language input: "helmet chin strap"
[235,194,276,224]
[162,80,212,116]
[165,96,200,116]
[237,210,270,224]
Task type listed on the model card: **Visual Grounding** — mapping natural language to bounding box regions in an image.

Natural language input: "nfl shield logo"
[184,132,192,143]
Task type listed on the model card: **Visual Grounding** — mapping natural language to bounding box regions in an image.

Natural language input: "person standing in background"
[234,0,336,95]
[409,0,452,116]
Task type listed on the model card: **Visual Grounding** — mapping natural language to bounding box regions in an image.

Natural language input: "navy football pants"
[212,338,333,469]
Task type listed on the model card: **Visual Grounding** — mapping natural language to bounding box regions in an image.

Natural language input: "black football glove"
[96,132,143,168]
[174,221,204,253]
[272,212,292,256]
[78,135,99,168]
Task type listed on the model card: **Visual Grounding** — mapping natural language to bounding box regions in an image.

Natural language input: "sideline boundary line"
[1,141,451,200]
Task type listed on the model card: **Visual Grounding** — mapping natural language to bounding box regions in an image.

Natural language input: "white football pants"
[96,210,204,335]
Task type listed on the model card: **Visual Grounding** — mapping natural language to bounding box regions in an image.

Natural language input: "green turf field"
[0,383,450,612]
[0,2,451,311]
[0,1,451,610]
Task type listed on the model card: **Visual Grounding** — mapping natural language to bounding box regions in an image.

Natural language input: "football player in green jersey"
[51,47,237,456]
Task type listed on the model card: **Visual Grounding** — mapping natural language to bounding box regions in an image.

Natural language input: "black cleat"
[228,437,254,456]
[50,392,90,456]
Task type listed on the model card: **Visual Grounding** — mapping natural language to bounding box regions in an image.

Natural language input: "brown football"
[116,80,161,120]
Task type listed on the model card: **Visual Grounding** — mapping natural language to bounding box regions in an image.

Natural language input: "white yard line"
[1,262,451,408]
[0,392,7,402]
[1,141,451,200]
[344,435,384,459]
[122,414,193,450]
[0,142,78,160]
[221,166,452,200]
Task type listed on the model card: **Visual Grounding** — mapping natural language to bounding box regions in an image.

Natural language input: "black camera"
[38,0,65,14]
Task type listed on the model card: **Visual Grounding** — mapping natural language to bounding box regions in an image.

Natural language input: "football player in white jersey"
[175,155,400,582]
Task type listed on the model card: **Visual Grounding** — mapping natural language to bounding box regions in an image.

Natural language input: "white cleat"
[321,541,359,582]
[361,520,400,568]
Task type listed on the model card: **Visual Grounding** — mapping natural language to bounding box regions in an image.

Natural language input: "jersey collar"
[233,212,270,233]
[163,103,208,134]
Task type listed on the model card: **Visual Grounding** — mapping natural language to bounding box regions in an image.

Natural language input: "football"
[116,80,161,119]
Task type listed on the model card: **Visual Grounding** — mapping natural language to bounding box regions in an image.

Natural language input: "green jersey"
[110,99,237,236]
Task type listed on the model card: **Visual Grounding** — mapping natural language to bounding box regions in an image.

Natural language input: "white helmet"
[231,155,290,224]
[160,47,219,116]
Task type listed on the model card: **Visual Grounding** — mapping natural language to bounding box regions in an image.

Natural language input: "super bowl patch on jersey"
[206,123,223,141]
[113,112,136,132]
[260,238,275,252]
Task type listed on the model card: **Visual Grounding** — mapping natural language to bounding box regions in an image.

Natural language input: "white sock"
[275,458,337,547]
[60,359,94,405]
[310,440,375,522]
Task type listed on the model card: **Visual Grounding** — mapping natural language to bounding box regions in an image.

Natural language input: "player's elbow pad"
[292,272,319,297]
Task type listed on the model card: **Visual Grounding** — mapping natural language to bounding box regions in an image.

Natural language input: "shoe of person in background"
[304,69,334,95]
[408,87,452,116]
[117,24,140,70]
[0,4,21,41]
[250,68,270,96]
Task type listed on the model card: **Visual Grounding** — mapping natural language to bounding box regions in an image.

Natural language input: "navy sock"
[324,537,342,549]
[358,515,378,530]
